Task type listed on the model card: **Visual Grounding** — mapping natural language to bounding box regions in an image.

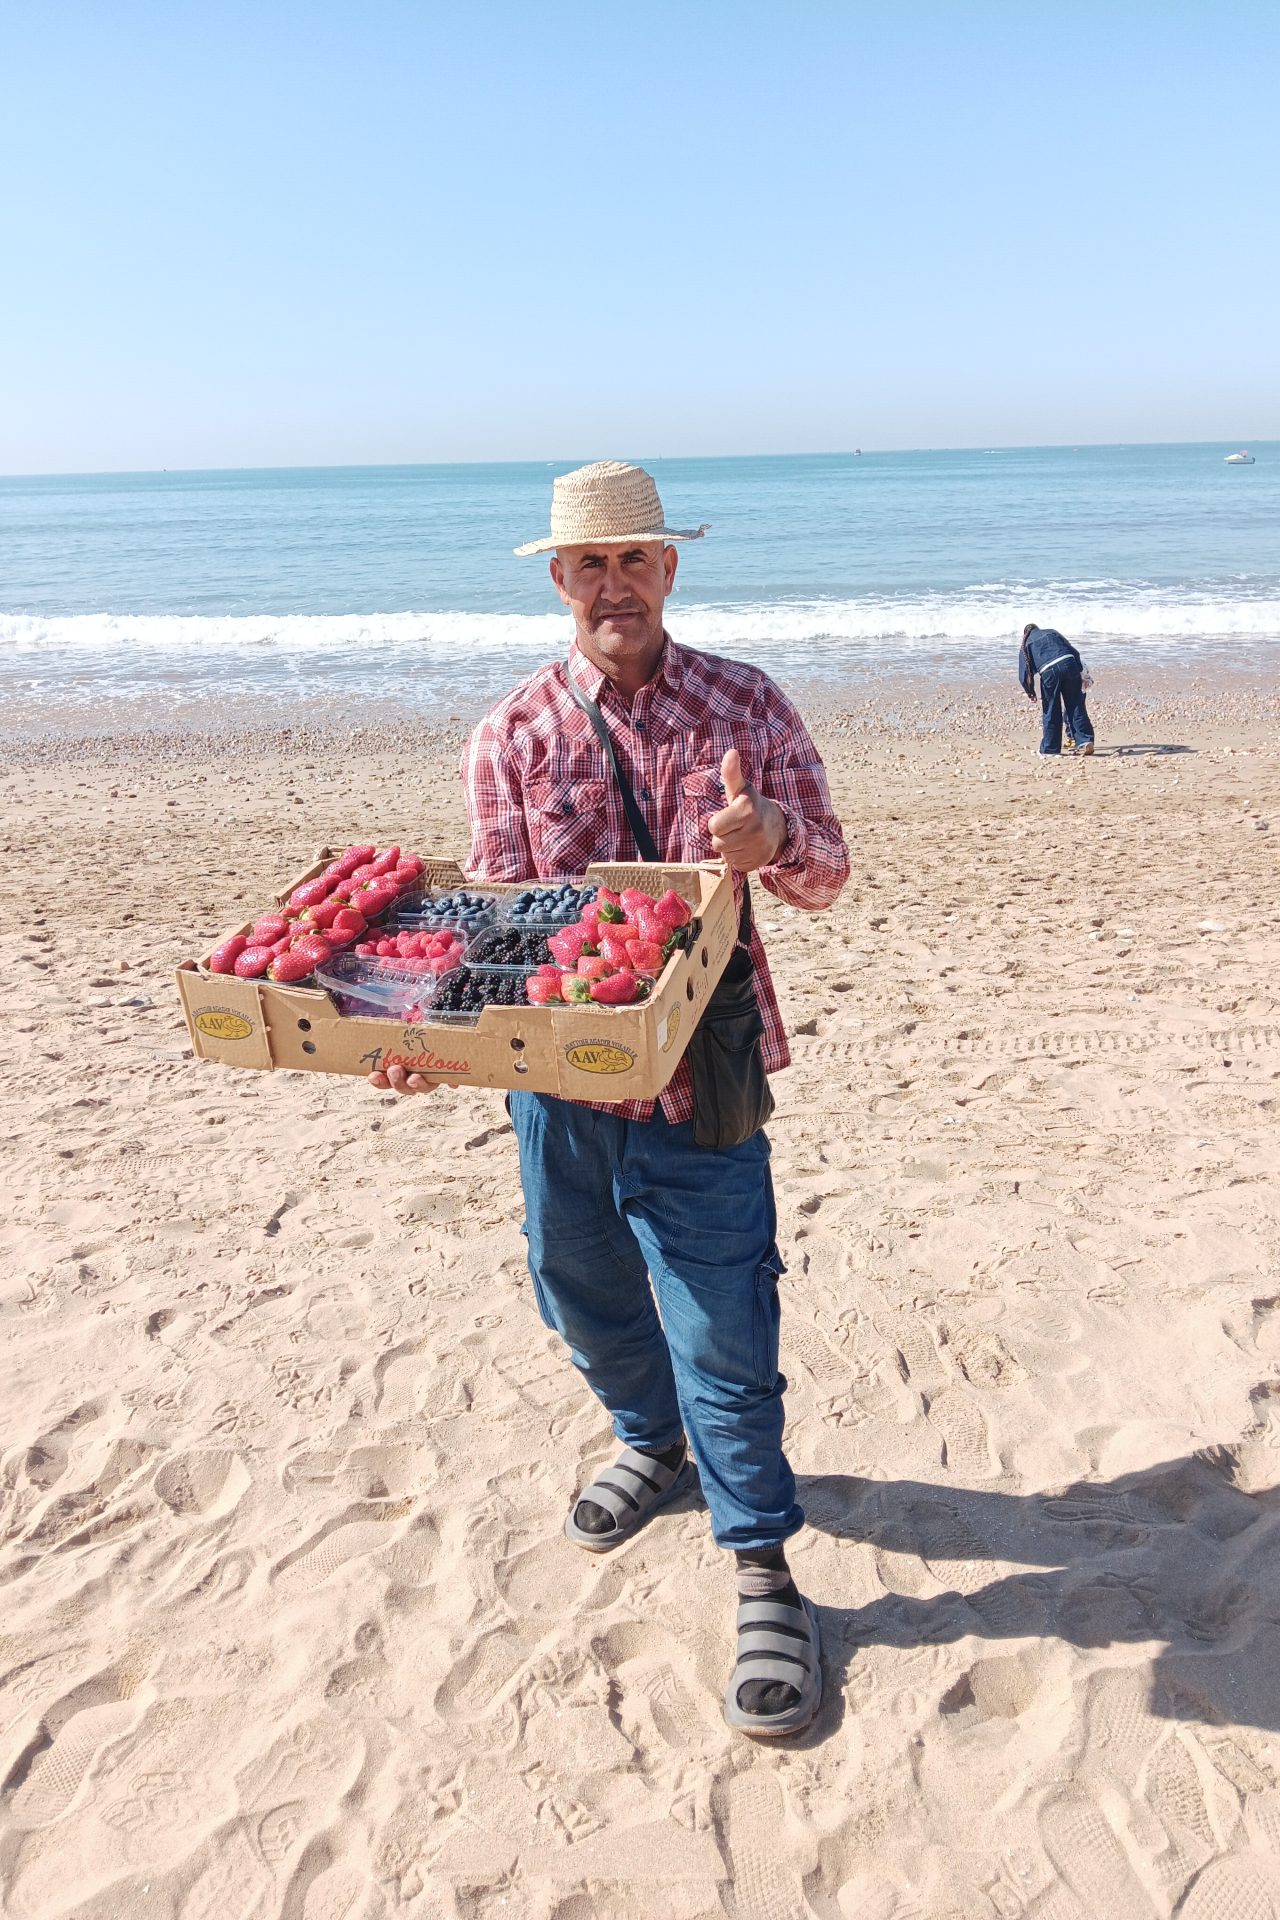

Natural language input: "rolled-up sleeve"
[461,715,533,882]
[755,690,850,911]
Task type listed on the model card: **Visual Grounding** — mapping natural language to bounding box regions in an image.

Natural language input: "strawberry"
[370,847,401,876]
[590,969,641,1004]
[598,930,633,969]
[305,899,345,928]
[394,856,424,880]
[620,887,653,919]
[525,972,563,1004]
[270,948,316,983]
[560,974,593,1003]
[356,883,398,917]
[534,963,563,978]
[234,945,274,978]
[653,889,691,930]
[576,955,613,980]
[290,878,332,909]
[626,939,664,974]
[290,933,333,968]
[342,843,376,868]
[331,908,367,938]
[208,934,248,973]
[252,913,289,943]
[595,887,624,924]
[271,935,293,955]
[548,926,591,968]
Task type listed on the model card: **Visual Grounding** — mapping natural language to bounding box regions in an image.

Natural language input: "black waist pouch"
[685,882,775,1150]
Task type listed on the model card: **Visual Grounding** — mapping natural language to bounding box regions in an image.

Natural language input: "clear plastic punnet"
[392,888,501,935]
[498,880,600,931]
[313,952,442,1020]
[425,965,530,1023]
[462,925,556,974]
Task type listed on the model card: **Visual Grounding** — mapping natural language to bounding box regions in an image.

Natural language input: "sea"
[2,444,1277,736]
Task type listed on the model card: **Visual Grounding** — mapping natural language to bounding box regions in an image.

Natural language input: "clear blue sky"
[2,1,1276,473]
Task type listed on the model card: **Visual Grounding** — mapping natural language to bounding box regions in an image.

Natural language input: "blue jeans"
[508,1092,802,1551]
[1040,660,1094,754]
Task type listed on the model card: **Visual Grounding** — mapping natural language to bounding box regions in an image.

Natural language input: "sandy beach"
[3,668,1280,1920]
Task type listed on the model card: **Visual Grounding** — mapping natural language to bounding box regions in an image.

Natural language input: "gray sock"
[734,1549,804,1717]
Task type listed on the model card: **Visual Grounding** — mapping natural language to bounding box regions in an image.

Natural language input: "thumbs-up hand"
[707,748,787,872]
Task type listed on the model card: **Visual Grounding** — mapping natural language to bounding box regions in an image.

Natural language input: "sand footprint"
[913,1498,995,1596]
[296,1861,367,1920]
[783,1320,851,1390]
[873,1309,948,1393]
[1176,1853,1280,1919]
[1078,1665,1160,1788]
[433,1626,539,1723]
[719,1770,815,1920]
[924,1386,998,1477]
[270,1501,411,1596]
[1039,1785,1156,1916]
[1143,1733,1219,1884]
[636,1662,718,1752]
[154,1449,249,1521]
[4,1667,143,1832]
[943,1324,1026,1390]
[178,1819,274,1920]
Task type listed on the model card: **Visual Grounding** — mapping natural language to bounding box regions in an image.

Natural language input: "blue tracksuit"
[1019,626,1094,755]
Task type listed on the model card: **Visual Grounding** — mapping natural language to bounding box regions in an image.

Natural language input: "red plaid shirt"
[462,634,850,1123]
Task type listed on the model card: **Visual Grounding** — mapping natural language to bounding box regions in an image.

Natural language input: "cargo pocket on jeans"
[752,1250,785,1388]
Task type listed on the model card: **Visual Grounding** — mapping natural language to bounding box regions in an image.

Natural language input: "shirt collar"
[566,632,683,707]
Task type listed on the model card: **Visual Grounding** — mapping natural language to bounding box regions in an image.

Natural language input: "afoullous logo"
[194,1009,254,1042]
[660,1004,682,1053]
[565,1039,637,1076]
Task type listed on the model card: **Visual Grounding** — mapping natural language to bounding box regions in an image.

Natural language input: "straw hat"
[514,459,710,557]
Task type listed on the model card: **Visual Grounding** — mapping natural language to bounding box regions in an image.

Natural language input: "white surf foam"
[2,589,1278,664]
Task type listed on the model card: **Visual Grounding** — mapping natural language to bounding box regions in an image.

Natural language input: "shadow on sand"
[1090,742,1197,756]
[797,1433,1280,1737]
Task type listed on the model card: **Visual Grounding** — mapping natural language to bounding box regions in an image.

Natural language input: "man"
[1019,621,1095,756]
[370,460,849,1737]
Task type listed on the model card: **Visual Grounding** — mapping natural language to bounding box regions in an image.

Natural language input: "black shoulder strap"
[564,666,753,947]
[565,669,661,861]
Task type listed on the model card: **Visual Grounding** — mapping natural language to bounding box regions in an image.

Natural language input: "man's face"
[550,541,678,672]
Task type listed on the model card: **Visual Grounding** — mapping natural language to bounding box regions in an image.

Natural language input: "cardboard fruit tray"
[176,854,736,1099]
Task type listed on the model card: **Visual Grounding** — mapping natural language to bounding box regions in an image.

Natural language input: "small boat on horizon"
[1225,449,1256,464]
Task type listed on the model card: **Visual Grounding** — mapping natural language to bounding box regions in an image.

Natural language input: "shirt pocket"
[525,777,612,877]
[678,763,728,861]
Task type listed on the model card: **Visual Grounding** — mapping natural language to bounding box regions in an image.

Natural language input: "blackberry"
[431,966,528,1015]
[466,926,548,967]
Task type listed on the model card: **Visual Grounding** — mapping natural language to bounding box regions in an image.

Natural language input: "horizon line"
[1,438,1274,483]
